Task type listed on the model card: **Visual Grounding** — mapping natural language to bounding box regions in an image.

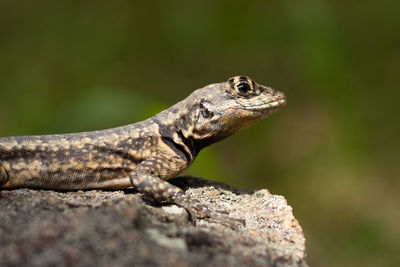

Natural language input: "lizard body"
[0,76,286,224]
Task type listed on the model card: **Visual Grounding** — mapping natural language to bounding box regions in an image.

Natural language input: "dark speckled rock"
[0,176,307,267]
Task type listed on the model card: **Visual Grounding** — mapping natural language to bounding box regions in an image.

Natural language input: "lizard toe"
[0,165,8,187]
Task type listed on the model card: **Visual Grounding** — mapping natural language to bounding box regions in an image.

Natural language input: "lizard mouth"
[240,96,286,112]
[259,97,286,110]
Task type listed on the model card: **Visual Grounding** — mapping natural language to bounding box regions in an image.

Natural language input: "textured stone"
[0,176,307,267]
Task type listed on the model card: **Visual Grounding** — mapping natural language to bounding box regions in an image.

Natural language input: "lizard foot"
[174,193,245,229]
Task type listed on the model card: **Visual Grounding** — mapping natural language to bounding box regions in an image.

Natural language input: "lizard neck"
[154,95,230,163]
[154,106,200,164]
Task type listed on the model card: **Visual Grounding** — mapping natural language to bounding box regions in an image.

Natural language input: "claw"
[213,207,229,214]
[208,211,246,229]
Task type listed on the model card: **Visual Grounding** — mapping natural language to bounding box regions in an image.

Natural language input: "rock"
[0,176,307,267]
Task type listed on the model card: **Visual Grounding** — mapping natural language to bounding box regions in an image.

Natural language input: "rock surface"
[0,176,307,267]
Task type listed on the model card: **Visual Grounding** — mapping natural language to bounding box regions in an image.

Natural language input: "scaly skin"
[0,76,286,225]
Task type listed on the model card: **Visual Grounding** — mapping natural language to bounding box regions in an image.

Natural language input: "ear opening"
[199,99,214,118]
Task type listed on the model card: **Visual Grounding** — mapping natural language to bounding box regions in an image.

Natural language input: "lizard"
[0,76,286,225]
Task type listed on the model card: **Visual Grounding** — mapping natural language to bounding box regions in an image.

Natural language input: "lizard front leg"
[129,155,244,227]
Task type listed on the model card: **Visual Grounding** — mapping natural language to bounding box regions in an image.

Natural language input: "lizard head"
[189,75,286,146]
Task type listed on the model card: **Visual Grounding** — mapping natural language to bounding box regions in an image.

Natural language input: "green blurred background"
[1,0,399,265]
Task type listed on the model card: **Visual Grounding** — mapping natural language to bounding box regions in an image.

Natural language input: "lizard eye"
[235,81,253,96]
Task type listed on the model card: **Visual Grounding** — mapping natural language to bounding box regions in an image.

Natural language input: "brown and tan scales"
[0,76,286,225]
